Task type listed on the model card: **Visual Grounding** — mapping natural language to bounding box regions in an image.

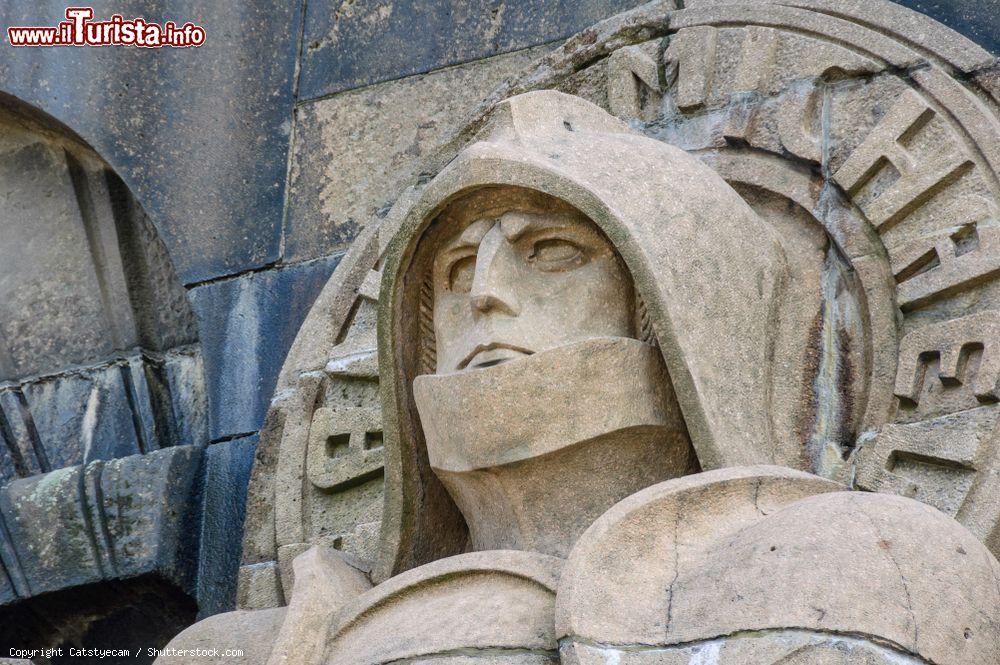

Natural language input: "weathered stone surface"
[557,467,1000,664]
[162,348,210,448]
[894,0,1000,56]
[0,140,118,377]
[155,607,286,665]
[0,2,302,284]
[235,561,282,611]
[266,545,371,665]
[18,366,142,469]
[681,0,994,72]
[894,311,1000,421]
[974,62,1000,105]
[855,406,999,518]
[189,256,340,441]
[195,435,258,618]
[306,405,383,492]
[0,122,199,379]
[297,0,648,100]
[0,445,202,599]
[285,45,552,262]
[0,103,214,654]
[202,3,1000,663]
[324,551,562,665]
[563,632,928,664]
[0,348,207,479]
[663,23,882,114]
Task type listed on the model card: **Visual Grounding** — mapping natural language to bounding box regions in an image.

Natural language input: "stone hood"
[375,89,790,580]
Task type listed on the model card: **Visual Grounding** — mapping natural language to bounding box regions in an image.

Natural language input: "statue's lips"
[458,342,534,370]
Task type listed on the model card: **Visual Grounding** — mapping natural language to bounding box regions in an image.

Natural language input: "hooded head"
[375,90,790,580]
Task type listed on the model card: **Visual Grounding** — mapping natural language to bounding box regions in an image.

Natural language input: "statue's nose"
[470,227,520,317]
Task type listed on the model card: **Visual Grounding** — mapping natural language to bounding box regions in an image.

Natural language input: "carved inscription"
[307,406,384,491]
[888,199,1000,311]
[775,85,822,164]
[308,327,382,491]
[894,312,1000,418]
[855,407,995,513]
[834,90,973,232]
[666,26,717,111]
[732,26,778,95]
[607,43,662,120]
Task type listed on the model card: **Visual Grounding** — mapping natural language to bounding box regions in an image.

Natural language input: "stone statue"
[161,89,1000,664]
[412,188,696,558]
[161,1,1000,661]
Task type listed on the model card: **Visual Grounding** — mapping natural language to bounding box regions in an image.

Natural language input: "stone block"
[0,446,202,600]
[236,560,282,610]
[118,348,209,453]
[0,2,302,284]
[1,465,100,596]
[0,390,45,479]
[0,141,116,378]
[284,45,551,262]
[195,435,258,618]
[297,0,646,100]
[0,432,16,487]
[100,446,203,584]
[189,257,340,441]
[0,349,207,487]
[824,73,912,177]
[163,348,210,448]
[18,364,142,470]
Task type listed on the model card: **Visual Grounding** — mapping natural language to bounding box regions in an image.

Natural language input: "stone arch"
[0,94,208,652]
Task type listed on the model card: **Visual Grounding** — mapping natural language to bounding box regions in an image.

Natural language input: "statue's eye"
[530,238,583,270]
[448,256,476,293]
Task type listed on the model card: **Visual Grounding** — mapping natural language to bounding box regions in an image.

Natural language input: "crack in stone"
[380,646,559,664]
[561,626,929,663]
[664,498,683,635]
[752,476,765,516]
[854,497,919,650]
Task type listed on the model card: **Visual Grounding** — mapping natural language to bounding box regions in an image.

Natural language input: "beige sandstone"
[324,551,562,665]
[165,2,1000,663]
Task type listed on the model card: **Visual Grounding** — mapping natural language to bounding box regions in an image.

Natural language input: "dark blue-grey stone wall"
[0,0,997,652]
[895,0,999,56]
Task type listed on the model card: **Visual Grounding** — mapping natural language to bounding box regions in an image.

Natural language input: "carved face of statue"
[431,207,634,373]
[412,187,693,558]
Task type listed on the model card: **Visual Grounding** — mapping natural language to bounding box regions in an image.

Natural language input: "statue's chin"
[413,336,695,557]
[414,336,679,471]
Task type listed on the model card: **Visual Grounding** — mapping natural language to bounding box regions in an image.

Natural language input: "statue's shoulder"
[322,550,562,665]
[154,606,286,664]
[559,466,1000,664]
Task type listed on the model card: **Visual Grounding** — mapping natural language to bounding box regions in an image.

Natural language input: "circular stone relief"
[237,0,1000,607]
